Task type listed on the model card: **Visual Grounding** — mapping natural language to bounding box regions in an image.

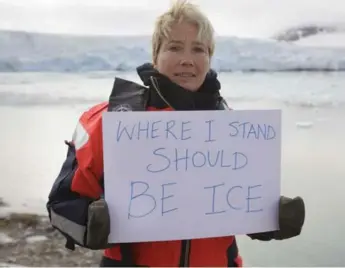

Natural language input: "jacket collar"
[136,63,222,111]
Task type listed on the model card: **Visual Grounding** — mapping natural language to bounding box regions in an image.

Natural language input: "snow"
[25,235,48,244]
[295,33,345,48]
[0,233,15,245]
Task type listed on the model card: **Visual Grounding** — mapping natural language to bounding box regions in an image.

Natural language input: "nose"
[180,58,194,67]
[179,50,194,67]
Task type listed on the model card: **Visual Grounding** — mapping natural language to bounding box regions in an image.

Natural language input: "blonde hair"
[152,0,215,64]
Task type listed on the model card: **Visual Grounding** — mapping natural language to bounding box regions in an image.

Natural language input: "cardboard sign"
[103,110,281,243]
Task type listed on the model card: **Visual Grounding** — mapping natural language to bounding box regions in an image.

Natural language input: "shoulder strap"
[107,77,149,112]
[105,77,149,265]
[217,97,232,110]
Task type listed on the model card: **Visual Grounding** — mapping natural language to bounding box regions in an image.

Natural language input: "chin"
[184,86,199,92]
[177,82,200,92]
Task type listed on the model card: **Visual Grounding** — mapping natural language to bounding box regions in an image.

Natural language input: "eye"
[169,45,181,52]
[193,47,206,53]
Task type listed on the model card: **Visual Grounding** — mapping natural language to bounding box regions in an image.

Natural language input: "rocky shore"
[0,198,102,267]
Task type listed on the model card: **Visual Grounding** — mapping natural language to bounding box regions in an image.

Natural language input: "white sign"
[102,110,281,243]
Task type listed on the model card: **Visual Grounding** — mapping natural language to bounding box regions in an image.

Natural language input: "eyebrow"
[168,40,207,47]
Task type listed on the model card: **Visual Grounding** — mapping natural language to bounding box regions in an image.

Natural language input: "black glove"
[247,195,305,241]
[86,198,112,249]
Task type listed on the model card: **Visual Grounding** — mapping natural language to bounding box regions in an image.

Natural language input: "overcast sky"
[1,0,345,38]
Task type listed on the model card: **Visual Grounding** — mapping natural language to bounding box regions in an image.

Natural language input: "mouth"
[174,72,196,78]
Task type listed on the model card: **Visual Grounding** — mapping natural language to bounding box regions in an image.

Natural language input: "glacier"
[0,30,345,72]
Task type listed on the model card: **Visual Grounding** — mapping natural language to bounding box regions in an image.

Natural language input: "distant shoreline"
[1,69,345,73]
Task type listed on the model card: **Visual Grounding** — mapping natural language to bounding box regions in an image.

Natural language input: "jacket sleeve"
[46,102,108,250]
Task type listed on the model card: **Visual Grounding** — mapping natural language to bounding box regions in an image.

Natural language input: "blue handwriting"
[127,181,263,219]
[116,120,192,142]
[229,121,276,140]
[146,148,248,173]
[128,181,178,219]
[204,183,263,215]
[204,119,216,142]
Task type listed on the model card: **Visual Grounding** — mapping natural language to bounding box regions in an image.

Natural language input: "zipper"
[179,240,191,267]
[184,240,191,267]
[150,76,175,109]
[150,75,193,267]
[150,76,197,111]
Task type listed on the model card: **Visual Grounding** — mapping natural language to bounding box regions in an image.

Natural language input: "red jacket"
[68,101,242,267]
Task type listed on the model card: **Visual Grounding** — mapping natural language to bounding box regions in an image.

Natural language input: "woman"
[47,0,305,267]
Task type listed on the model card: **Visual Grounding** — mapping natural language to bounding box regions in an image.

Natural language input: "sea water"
[0,71,344,266]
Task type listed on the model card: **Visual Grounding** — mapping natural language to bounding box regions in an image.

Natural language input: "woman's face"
[154,21,211,92]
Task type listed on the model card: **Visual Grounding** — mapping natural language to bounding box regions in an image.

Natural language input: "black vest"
[107,77,230,112]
